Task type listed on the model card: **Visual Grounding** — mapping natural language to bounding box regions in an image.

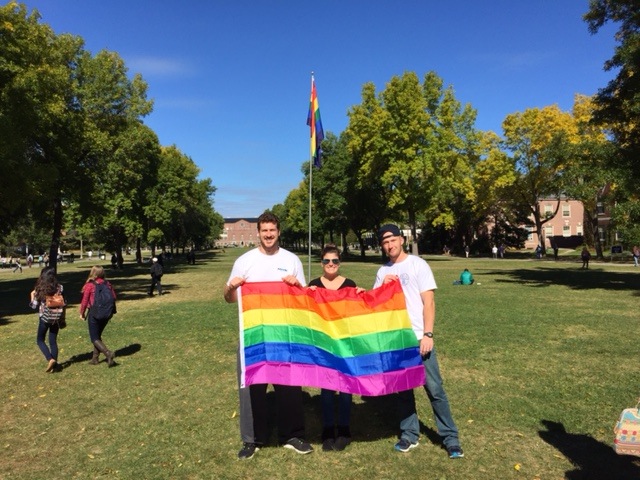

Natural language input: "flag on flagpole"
[306,74,325,168]
[238,280,426,396]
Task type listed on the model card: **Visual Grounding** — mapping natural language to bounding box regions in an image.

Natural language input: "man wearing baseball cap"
[374,224,464,458]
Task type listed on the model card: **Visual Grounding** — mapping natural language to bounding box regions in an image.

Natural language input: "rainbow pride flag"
[306,74,324,168]
[238,280,425,396]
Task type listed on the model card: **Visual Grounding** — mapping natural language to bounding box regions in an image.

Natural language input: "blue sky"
[20,1,618,218]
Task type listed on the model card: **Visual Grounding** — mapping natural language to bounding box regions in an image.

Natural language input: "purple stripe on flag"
[245,361,425,397]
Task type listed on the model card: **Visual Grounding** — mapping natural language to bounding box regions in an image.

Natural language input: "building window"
[596,202,605,214]
[544,204,553,218]
[576,224,583,236]
[562,204,570,217]
[526,226,533,241]
[544,225,553,238]
[563,225,571,237]
[599,229,606,242]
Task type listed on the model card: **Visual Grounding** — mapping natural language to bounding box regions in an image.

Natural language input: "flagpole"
[308,149,313,280]
[307,73,314,281]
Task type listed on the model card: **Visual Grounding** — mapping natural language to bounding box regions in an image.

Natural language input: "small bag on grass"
[614,399,640,457]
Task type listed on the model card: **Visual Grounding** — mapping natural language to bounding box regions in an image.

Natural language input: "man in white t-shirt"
[224,212,313,459]
[374,224,464,459]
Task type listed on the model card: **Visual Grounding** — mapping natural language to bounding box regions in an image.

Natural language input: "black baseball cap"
[378,224,401,242]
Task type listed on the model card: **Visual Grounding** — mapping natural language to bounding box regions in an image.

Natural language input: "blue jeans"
[397,347,460,448]
[321,389,352,429]
[36,318,59,361]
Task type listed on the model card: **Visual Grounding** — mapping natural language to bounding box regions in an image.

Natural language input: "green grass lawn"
[1,251,639,479]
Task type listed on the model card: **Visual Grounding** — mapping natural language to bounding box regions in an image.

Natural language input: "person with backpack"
[148,257,163,296]
[30,267,65,372]
[79,265,117,367]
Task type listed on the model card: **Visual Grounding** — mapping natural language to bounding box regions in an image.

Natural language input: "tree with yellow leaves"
[501,105,579,254]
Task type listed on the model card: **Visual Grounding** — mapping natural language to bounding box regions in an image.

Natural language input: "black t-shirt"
[308,277,356,289]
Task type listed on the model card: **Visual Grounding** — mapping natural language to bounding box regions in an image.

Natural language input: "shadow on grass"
[253,389,448,449]
[481,267,640,293]
[59,343,142,370]
[539,420,640,479]
[0,253,225,318]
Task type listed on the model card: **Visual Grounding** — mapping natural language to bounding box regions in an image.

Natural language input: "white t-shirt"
[374,254,437,339]
[228,247,306,286]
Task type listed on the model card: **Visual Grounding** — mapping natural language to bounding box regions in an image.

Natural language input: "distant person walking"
[492,245,498,259]
[632,245,640,267]
[30,267,64,372]
[79,266,117,367]
[464,245,470,258]
[12,257,22,273]
[581,247,591,269]
[148,257,163,296]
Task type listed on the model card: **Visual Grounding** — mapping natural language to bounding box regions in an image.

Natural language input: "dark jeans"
[249,383,305,445]
[149,276,162,295]
[36,318,59,361]
[87,314,110,343]
[321,389,352,429]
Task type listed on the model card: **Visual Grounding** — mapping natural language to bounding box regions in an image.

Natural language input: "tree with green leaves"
[584,0,640,174]
[145,146,220,256]
[345,83,391,256]
[0,3,156,270]
[346,71,482,254]
[584,0,640,248]
[306,132,352,251]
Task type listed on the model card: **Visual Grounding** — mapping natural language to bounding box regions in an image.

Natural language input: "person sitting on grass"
[460,268,474,285]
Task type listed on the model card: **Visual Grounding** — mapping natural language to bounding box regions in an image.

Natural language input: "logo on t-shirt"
[399,273,410,286]
[277,267,288,273]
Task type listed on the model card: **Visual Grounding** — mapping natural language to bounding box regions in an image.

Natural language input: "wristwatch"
[423,331,433,338]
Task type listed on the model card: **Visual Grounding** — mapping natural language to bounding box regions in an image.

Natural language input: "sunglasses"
[321,259,340,265]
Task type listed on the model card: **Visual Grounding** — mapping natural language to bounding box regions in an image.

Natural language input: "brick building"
[523,196,613,250]
[218,218,259,247]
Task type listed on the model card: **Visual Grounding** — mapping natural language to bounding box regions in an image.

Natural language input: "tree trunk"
[48,197,63,273]
[409,210,419,256]
[355,231,366,258]
[136,237,143,264]
[340,231,349,257]
[591,213,604,259]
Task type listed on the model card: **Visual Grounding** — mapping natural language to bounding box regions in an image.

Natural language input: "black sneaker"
[394,438,418,452]
[447,445,464,459]
[333,436,351,451]
[322,437,335,451]
[283,437,313,454]
[238,442,259,460]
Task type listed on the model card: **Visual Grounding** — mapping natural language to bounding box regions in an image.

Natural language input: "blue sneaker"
[394,438,418,452]
[447,445,464,459]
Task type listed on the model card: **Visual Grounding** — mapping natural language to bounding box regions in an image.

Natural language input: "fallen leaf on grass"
[514,463,521,471]
[231,411,237,418]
